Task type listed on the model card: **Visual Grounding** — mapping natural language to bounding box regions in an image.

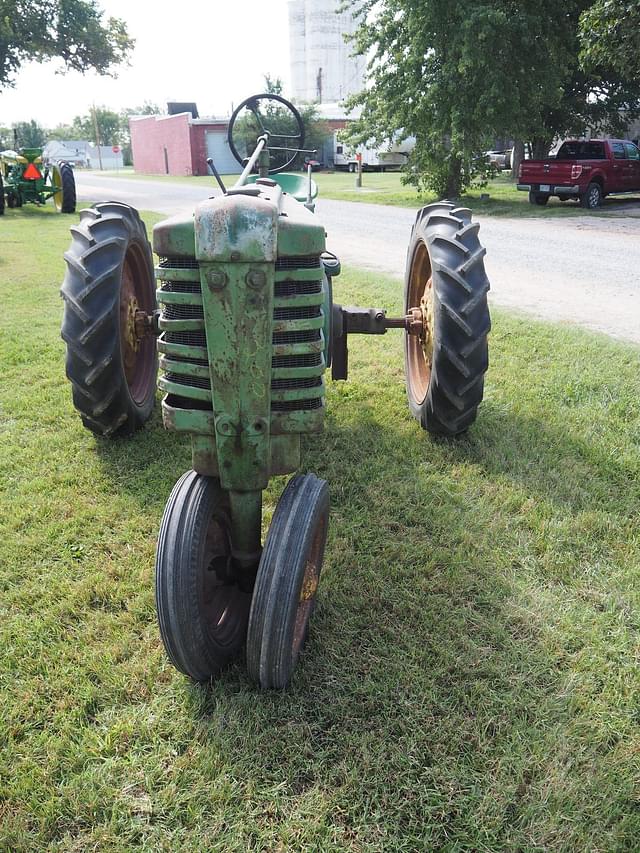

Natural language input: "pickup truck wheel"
[581,182,602,210]
[529,192,549,206]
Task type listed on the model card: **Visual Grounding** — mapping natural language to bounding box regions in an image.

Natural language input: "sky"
[0,0,293,128]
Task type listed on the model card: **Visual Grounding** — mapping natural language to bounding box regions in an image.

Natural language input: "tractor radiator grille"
[161,280,201,294]
[159,257,200,269]
[156,256,326,422]
[275,280,322,298]
[272,329,321,345]
[275,256,321,270]
[272,352,322,369]
[273,305,321,321]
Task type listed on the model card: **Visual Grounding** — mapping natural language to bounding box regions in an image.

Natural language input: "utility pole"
[92,105,103,170]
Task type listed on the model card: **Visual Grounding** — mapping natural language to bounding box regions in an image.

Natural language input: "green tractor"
[60,94,490,689]
[0,148,76,214]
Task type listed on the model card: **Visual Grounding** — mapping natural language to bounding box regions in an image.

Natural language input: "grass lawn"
[91,167,640,217]
[1,205,639,851]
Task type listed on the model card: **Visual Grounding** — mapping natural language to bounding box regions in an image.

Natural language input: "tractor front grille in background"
[156,255,326,423]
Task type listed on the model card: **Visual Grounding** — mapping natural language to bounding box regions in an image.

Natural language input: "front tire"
[581,182,602,210]
[404,202,490,436]
[155,472,252,681]
[61,202,157,436]
[247,474,329,689]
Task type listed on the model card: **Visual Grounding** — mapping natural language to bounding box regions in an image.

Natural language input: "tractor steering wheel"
[227,93,305,174]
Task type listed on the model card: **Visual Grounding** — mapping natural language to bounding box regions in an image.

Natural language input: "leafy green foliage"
[0,0,133,88]
[344,1,640,195]
[580,0,640,79]
[10,119,45,147]
[71,106,121,146]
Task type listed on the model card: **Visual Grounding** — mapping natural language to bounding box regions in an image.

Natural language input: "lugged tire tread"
[60,202,157,436]
[404,205,491,436]
[57,163,76,214]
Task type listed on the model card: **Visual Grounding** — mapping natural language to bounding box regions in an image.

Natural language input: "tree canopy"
[343,0,640,195]
[579,0,640,80]
[0,0,133,88]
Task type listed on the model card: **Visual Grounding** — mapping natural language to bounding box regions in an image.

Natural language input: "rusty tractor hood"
[152,181,325,260]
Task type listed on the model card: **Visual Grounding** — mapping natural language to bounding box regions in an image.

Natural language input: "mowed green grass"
[1,205,639,851]
[93,167,640,217]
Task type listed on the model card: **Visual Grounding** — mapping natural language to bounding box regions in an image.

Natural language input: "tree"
[0,0,133,88]
[72,106,121,145]
[343,1,640,195]
[12,119,45,147]
[579,0,640,80]
[47,122,78,141]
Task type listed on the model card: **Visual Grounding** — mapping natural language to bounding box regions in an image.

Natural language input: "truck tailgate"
[520,160,575,184]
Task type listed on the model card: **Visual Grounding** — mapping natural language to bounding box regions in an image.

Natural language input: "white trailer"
[332,133,415,171]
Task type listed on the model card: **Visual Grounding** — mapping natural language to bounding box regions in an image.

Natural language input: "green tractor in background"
[0,148,76,214]
[60,94,491,690]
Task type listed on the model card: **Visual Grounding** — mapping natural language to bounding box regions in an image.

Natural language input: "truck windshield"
[556,141,606,160]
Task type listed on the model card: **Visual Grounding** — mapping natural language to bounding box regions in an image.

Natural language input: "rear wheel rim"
[51,166,63,211]
[119,243,155,404]
[406,241,433,405]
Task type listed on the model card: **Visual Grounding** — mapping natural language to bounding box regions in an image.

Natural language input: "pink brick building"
[130,113,237,176]
[130,109,352,176]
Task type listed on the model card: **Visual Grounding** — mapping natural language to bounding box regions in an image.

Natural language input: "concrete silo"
[288,0,365,103]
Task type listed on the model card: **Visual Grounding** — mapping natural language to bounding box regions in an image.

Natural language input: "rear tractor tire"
[51,161,76,213]
[61,202,158,436]
[0,174,4,215]
[404,202,490,436]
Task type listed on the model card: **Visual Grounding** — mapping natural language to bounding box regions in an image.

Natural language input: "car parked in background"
[517,139,640,208]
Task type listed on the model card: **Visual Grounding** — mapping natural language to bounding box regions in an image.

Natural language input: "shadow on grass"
[170,404,565,844]
[87,387,636,845]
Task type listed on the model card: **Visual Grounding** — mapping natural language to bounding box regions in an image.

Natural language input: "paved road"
[75,172,640,344]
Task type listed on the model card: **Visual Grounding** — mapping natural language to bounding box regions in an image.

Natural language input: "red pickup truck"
[517,139,640,209]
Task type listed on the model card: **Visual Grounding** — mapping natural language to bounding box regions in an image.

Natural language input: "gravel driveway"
[74,172,640,345]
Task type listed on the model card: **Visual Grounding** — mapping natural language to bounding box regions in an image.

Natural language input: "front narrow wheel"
[247,474,329,690]
[155,472,252,681]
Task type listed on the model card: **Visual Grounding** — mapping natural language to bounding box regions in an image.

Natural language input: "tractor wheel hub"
[406,276,434,364]
[124,297,141,353]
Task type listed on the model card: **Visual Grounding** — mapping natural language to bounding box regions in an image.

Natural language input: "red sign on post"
[112,146,120,154]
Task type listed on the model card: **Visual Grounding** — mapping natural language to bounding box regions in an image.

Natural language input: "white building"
[289,0,365,103]
[43,139,124,169]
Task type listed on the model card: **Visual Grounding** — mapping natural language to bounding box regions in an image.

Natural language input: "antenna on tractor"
[206,158,227,194]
